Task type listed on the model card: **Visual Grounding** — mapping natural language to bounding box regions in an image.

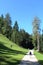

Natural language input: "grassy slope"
[34,51,43,65]
[0,34,28,65]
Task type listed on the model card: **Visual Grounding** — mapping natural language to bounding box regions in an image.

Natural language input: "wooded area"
[0,13,43,51]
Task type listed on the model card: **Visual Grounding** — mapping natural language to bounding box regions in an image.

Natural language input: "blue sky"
[0,0,43,34]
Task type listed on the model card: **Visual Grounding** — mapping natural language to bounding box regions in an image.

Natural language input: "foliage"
[0,13,33,49]
[13,21,19,31]
[0,13,12,40]
[40,30,43,51]
[11,21,20,44]
[32,16,41,51]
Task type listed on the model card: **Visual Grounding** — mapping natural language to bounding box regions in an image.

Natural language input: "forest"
[0,13,43,51]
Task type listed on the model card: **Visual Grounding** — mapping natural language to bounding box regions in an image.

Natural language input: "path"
[18,50,40,65]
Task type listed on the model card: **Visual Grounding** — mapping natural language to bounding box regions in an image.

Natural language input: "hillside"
[0,34,28,65]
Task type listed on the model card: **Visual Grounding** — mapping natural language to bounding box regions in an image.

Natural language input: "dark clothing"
[29,52,32,55]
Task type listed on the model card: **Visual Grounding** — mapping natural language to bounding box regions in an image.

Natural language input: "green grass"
[0,34,28,65]
[34,50,43,65]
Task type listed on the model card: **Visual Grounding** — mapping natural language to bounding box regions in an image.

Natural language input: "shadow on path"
[18,52,41,65]
[19,60,41,65]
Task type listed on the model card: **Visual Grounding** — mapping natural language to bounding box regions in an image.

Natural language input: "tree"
[19,29,32,48]
[40,30,43,51]
[0,15,3,33]
[13,21,19,31]
[5,13,12,26]
[32,16,41,51]
[0,14,5,34]
[5,13,12,39]
[11,21,19,44]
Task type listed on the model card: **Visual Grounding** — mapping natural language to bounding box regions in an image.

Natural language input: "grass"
[34,50,43,65]
[0,34,28,65]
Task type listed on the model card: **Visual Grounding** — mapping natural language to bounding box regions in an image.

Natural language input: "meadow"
[0,34,28,65]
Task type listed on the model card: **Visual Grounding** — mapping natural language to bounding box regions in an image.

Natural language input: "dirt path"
[18,50,40,65]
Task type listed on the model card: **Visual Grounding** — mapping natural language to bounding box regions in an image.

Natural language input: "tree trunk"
[37,34,40,51]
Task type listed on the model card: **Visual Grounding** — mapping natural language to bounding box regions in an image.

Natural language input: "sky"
[0,0,43,34]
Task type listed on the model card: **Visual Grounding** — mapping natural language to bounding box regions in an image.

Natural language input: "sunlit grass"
[0,34,28,65]
[34,50,43,65]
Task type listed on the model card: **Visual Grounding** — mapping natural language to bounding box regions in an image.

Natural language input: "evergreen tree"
[5,13,12,39]
[11,21,19,44]
[0,14,5,34]
[13,21,19,31]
